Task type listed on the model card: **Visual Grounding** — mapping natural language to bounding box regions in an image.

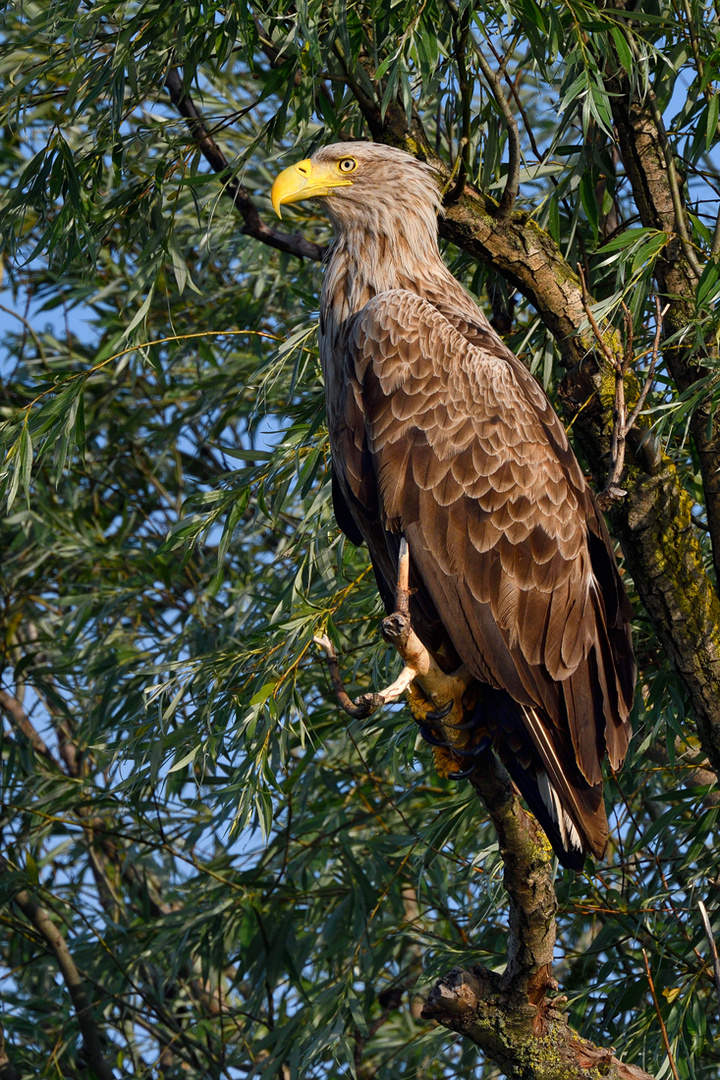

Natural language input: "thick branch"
[419,756,654,1075]
[12,888,115,1080]
[467,753,556,1003]
[422,753,653,1077]
[165,69,326,262]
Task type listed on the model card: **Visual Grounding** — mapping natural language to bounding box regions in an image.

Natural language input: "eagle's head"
[270,142,441,236]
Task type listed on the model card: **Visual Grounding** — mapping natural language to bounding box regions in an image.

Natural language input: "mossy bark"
[428,753,656,1079]
[423,964,654,1080]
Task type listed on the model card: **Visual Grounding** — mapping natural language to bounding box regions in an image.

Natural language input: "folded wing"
[330,289,635,858]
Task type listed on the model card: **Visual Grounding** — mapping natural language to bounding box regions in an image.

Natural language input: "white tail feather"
[537,767,583,853]
[521,705,588,853]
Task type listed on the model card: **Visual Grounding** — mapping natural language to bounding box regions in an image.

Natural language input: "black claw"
[442,716,480,731]
[425,699,454,723]
[446,743,484,758]
[416,724,448,747]
[475,735,492,755]
[447,764,479,780]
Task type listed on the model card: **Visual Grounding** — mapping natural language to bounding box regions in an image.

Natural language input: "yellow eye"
[338,158,357,174]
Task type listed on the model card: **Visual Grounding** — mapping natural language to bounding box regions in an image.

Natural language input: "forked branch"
[315,538,471,722]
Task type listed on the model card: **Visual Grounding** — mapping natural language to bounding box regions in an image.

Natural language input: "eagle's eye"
[337,157,357,174]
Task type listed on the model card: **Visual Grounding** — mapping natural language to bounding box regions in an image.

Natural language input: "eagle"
[271,142,635,869]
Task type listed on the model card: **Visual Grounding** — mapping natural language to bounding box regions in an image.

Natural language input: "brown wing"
[331,289,634,801]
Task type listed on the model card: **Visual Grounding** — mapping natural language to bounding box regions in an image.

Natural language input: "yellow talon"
[405,680,470,751]
[432,745,466,779]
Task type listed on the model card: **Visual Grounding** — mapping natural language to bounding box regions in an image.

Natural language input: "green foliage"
[0,0,720,1078]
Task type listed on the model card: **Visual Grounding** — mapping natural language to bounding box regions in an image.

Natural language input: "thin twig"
[443,0,519,214]
[578,265,616,367]
[450,1,472,196]
[0,1021,20,1080]
[578,270,664,507]
[474,59,520,215]
[313,634,385,719]
[164,69,325,262]
[315,540,470,725]
[625,299,667,433]
[698,900,720,1017]
[642,948,681,1080]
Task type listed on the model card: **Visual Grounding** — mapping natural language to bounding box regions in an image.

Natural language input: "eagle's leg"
[380,537,475,774]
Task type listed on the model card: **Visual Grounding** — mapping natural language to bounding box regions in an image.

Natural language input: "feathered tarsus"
[271,142,636,869]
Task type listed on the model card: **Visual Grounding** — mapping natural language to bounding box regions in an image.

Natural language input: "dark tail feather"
[502,757,587,871]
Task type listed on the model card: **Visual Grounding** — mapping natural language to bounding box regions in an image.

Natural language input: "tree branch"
[11,887,115,1080]
[603,59,720,594]
[467,752,556,1004]
[165,69,326,262]
[422,964,655,1079]
[473,44,521,216]
[0,689,59,768]
[422,754,655,1078]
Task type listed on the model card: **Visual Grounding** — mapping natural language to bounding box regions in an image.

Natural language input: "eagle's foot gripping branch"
[313,613,471,726]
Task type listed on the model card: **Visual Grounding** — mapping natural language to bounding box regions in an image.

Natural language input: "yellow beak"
[270,159,353,218]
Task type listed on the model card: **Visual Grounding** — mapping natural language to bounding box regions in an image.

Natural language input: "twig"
[313,634,386,719]
[448,1,472,199]
[624,298,667,433]
[315,540,470,725]
[12,888,115,1080]
[441,0,519,213]
[471,40,520,215]
[164,69,325,262]
[642,948,681,1080]
[698,900,720,1017]
[578,265,615,367]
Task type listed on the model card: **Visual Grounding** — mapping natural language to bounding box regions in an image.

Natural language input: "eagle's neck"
[323,218,450,323]
[320,215,487,346]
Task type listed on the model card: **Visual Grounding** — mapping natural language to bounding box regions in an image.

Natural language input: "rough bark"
[423,964,654,1080]
[179,65,720,1074]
